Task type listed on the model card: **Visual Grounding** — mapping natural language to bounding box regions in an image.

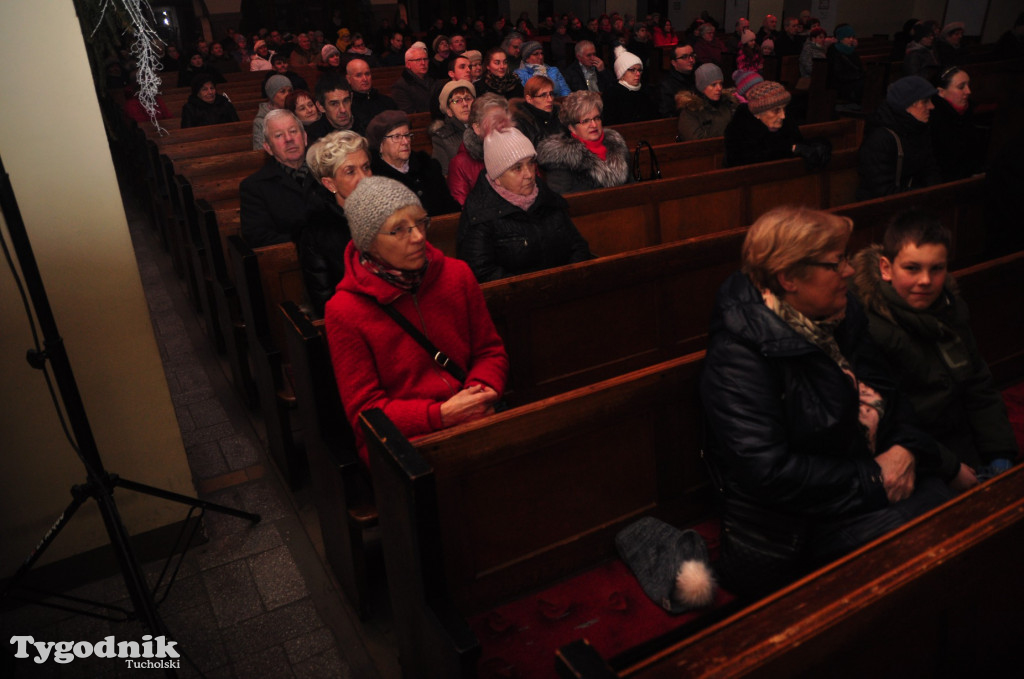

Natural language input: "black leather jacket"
[456,175,593,282]
[298,198,350,318]
[700,272,941,593]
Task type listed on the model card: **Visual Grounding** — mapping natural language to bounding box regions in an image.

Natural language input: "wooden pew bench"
[359,249,1024,678]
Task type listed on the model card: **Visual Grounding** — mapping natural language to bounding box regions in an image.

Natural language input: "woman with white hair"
[600,47,658,125]
[324,177,509,466]
[301,130,372,316]
[457,119,593,282]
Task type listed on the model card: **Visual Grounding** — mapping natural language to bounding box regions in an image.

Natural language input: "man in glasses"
[367,110,459,215]
[391,44,436,113]
[658,44,698,115]
[563,40,614,93]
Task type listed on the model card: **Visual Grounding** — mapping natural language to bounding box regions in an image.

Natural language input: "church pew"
[359,248,1024,678]
[558,464,1024,677]
[228,236,306,486]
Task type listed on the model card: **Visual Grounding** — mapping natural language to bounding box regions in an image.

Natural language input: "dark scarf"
[484,70,522,94]
[279,160,311,184]
[359,251,428,292]
[880,283,972,380]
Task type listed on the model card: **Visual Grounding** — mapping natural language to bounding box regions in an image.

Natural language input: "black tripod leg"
[2,486,90,597]
[113,477,261,523]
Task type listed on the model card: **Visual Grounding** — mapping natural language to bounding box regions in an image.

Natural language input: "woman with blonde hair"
[301,131,372,316]
[700,205,949,597]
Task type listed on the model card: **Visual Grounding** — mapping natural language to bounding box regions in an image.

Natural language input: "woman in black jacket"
[929,67,986,181]
[180,76,239,128]
[302,130,371,317]
[701,205,949,597]
[856,76,941,200]
[600,47,658,125]
[510,75,565,147]
[457,123,592,282]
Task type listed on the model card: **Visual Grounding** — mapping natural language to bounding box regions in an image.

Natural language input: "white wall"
[0,0,194,571]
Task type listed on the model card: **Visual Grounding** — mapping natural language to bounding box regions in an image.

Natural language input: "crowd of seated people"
[138,10,1023,606]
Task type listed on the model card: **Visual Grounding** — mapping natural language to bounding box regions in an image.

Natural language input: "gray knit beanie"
[520,41,544,62]
[695,63,724,92]
[344,177,422,252]
[264,74,292,99]
[886,75,937,111]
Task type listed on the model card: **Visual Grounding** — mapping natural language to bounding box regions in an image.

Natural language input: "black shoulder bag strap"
[378,302,468,382]
[884,127,904,191]
[632,140,663,182]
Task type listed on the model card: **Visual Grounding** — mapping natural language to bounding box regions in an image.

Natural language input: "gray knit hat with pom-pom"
[344,177,422,252]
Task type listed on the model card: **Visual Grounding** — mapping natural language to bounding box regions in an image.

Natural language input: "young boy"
[853,210,1018,492]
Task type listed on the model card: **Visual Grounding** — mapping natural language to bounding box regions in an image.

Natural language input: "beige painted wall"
[0,0,194,573]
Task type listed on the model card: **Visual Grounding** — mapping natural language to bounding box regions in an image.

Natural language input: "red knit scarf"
[572,131,608,161]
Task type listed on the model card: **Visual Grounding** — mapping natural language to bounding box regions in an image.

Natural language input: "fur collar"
[675,88,738,113]
[462,126,484,161]
[852,244,959,324]
[536,128,630,187]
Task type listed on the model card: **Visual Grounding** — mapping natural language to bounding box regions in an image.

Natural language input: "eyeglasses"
[532,91,555,99]
[626,66,643,74]
[804,252,851,272]
[449,96,475,105]
[385,217,430,239]
[384,132,415,142]
[674,53,696,60]
[576,114,602,125]
[407,57,429,62]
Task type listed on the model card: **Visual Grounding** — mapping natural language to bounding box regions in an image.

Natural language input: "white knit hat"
[613,46,642,80]
[483,126,536,180]
[344,177,422,251]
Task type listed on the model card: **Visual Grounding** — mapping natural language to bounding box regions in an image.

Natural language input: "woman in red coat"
[324,177,509,465]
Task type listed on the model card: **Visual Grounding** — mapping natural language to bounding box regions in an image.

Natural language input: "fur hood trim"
[852,243,959,323]
[536,128,630,188]
[675,88,738,113]
[462,125,484,161]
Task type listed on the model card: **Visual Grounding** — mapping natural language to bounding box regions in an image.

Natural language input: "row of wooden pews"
[357,246,1024,678]
[281,175,991,623]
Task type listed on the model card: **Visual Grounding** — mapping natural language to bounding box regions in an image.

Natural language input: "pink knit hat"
[483,126,536,179]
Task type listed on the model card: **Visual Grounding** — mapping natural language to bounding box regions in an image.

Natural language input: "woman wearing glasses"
[510,75,566,147]
[429,80,476,176]
[366,110,460,215]
[700,205,949,597]
[324,177,509,466]
[458,119,593,282]
[601,47,657,125]
[536,90,630,194]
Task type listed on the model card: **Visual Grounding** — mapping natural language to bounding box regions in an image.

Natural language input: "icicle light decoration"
[93,0,167,133]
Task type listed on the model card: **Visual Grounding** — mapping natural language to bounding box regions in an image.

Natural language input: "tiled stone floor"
[2,184,394,678]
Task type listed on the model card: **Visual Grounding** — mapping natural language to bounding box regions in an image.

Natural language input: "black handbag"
[632,140,662,182]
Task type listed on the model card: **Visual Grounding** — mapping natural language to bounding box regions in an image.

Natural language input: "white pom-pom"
[613,44,627,58]
[674,560,715,608]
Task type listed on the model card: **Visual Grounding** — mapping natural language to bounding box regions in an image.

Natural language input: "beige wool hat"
[483,126,536,179]
[439,80,476,116]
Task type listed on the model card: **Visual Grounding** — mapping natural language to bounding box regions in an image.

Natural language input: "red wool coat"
[324,241,509,464]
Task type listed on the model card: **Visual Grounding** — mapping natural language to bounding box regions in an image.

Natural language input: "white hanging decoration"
[93,0,167,134]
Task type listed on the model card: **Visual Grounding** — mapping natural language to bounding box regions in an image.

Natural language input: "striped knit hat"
[745,80,791,115]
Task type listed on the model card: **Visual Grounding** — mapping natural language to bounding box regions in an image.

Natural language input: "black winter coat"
[457,174,594,282]
[929,95,986,181]
[298,198,351,318]
[370,151,460,216]
[826,45,864,104]
[601,83,658,126]
[856,101,941,200]
[180,93,239,128]
[350,88,398,135]
[701,272,942,595]
[723,104,802,167]
[510,100,566,147]
[239,161,333,247]
[562,61,616,94]
[657,68,697,116]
